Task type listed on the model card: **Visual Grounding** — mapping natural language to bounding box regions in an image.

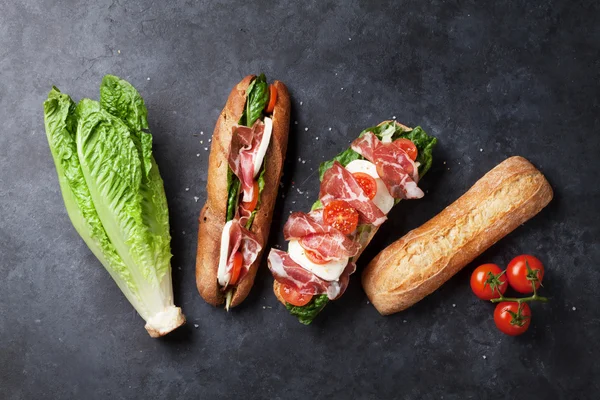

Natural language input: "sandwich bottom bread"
[362,156,553,315]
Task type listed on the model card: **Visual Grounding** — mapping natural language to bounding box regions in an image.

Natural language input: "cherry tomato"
[393,138,418,161]
[494,302,531,336]
[228,251,243,286]
[323,200,359,235]
[279,283,313,306]
[352,172,378,200]
[506,255,544,294]
[470,263,508,300]
[264,84,277,113]
[241,181,260,212]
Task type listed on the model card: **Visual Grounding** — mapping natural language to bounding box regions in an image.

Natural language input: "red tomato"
[352,172,378,200]
[264,84,277,113]
[470,263,508,300]
[241,181,260,212]
[393,138,418,161]
[279,283,313,306]
[229,251,243,286]
[323,200,359,235]
[506,255,545,294]
[304,249,328,265]
[494,302,531,336]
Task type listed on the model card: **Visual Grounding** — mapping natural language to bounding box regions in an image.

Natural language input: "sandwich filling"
[267,122,437,324]
[217,74,277,308]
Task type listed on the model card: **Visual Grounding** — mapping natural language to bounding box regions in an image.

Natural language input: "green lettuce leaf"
[238,74,268,127]
[285,294,329,325]
[43,77,183,335]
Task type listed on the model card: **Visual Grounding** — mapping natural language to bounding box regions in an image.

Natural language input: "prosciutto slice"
[319,161,387,226]
[268,249,356,300]
[220,219,262,288]
[228,120,265,203]
[351,131,423,199]
[283,211,360,261]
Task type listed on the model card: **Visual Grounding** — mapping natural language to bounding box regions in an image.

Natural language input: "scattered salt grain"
[443,161,446,165]
[393,116,397,120]
[302,160,306,164]
[194,196,199,202]
[482,355,487,360]
[182,231,186,235]
[196,153,200,157]
[147,77,150,81]
[315,137,319,140]
[200,140,203,144]
[294,121,298,125]
[204,147,208,151]
[297,188,304,194]
[328,127,332,131]
[452,304,456,308]
[300,101,303,105]
[403,320,407,323]
[341,87,344,90]
[194,324,199,328]
[572,306,577,311]
[349,37,352,41]
[480,148,483,152]
[117,49,121,54]
[185,187,189,191]
[305,127,309,131]
[298,158,302,162]
[200,131,204,135]
[208,138,212,142]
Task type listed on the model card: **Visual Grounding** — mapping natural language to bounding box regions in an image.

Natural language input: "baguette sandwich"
[362,156,553,315]
[267,121,437,324]
[196,74,291,309]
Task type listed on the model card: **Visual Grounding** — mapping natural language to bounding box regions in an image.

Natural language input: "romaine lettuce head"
[43,76,185,337]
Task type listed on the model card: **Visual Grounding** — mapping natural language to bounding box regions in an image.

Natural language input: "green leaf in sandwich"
[43,75,185,337]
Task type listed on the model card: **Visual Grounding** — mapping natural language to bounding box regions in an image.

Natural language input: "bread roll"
[362,156,553,315]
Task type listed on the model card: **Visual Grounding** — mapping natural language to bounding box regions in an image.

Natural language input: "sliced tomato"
[352,172,377,200]
[304,248,329,265]
[279,283,313,306]
[323,200,359,235]
[264,84,277,114]
[228,251,243,286]
[241,181,260,212]
[393,138,418,161]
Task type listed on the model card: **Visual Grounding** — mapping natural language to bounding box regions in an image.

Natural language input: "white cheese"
[287,240,348,282]
[344,159,394,214]
[253,117,273,177]
[217,220,234,287]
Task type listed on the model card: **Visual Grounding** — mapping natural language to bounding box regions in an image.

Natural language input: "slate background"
[1,1,599,399]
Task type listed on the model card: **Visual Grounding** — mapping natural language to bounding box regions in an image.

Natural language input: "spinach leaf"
[285,294,329,325]
[238,74,268,127]
[226,168,241,222]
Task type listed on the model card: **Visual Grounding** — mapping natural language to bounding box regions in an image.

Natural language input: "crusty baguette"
[196,75,291,307]
[272,120,411,305]
[362,156,553,315]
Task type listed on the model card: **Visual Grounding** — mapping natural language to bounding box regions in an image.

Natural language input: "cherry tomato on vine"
[470,263,508,300]
[506,255,544,294]
[494,302,531,336]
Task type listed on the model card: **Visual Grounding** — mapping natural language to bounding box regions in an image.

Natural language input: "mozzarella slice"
[345,159,394,214]
[253,117,273,178]
[287,239,348,282]
[217,220,234,287]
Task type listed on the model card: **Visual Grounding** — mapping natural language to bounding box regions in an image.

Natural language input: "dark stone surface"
[1,0,599,399]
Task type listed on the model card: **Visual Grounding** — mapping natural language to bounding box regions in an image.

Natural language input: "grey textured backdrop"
[1,1,599,399]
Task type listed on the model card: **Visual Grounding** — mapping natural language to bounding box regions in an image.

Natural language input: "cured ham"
[283,211,360,261]
[268,249,356,300]
[228,120,265,203]
[218,219,262,288]
[351,132,424,199]
[319,161,387,226]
